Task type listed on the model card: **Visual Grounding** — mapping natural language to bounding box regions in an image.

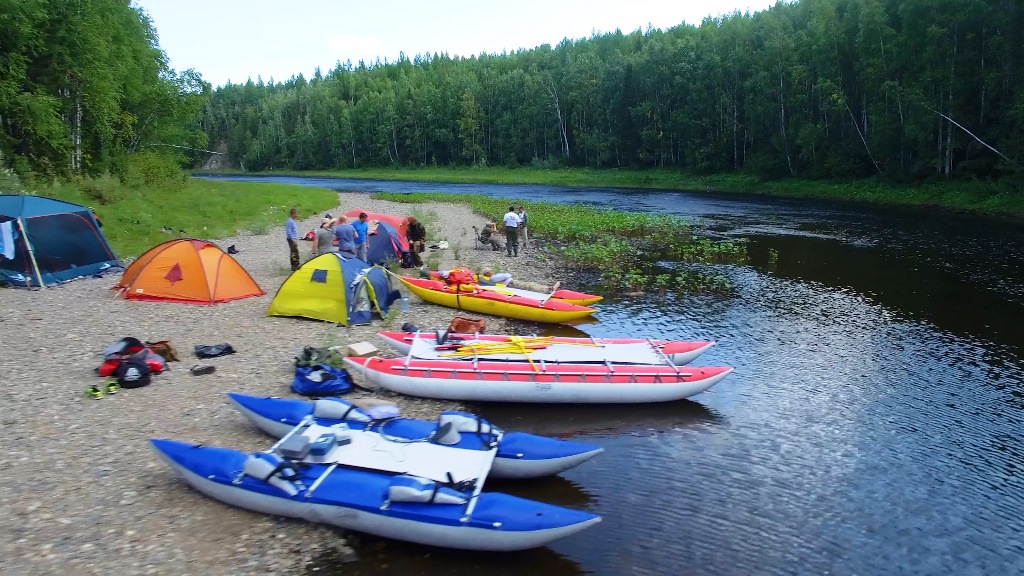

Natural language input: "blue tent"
[0,195,119,287]
[365,220,409,266]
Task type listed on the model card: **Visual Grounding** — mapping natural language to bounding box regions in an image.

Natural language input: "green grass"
[40,176,338,257]
[203,166,1024,218]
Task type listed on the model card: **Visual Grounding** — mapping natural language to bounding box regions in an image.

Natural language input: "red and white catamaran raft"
[343,349,733,404]
[376,331,717,366]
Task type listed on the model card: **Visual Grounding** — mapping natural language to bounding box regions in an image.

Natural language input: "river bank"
[196,167,1024,219]
[0,192,564,575]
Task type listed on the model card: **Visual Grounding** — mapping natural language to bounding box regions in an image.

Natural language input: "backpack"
[291,364,353,397]
[146,340,179,362]
[115,360,152,389]
[445,267,475,286]
[447,316,486,334]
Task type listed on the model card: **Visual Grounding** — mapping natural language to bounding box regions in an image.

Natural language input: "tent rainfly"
[115,239,263,304]
[266,253,399,325]
[0,194,119,288]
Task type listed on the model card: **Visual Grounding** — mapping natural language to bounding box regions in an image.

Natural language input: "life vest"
[445,267,475,286]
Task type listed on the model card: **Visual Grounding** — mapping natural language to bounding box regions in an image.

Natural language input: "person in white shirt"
[502,206,521,256]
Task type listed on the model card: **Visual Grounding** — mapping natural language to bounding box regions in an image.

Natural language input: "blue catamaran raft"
[151,397,602,551]
[227,393,603,479]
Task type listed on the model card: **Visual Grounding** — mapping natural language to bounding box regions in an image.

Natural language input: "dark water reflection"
[202,177,1024,575]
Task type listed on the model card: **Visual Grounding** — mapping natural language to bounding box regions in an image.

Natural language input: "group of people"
[284,209,369,270]
[284,203,529,270]
[480,205,528,256]
[284,209,429,271]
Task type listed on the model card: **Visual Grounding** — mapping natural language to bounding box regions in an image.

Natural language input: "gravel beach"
[0,192,565,575]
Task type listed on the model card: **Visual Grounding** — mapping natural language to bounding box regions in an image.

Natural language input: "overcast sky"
[133,0,779,88]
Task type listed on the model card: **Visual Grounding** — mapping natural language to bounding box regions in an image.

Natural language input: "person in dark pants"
[406,216,427,266]
[502,206,521,256]
[352,212,369,261]
[516,205,528,249]
[285,208,300,270]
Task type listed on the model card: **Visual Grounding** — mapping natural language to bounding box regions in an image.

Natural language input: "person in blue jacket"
[285,208,300,270]
[352,212,369,261]
[334,216,357,257]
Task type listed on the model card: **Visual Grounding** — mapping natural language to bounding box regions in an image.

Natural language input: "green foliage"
[201,2,1022,190]
[372,191,747,294]
[114,151,187,190]
[0,0,212,178]
[79,176,125,206]
[40,179,336,257]
[380,305,401,328]
[319,330,347,368]
[599,269,733,296]
[0,152,26,193]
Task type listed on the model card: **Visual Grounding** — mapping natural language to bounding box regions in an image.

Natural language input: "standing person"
[502,205,521,257]
[334,215,357,257]
[285,208,300,271]
[352,212,369,261]
[312,217,336,257]
[516,205,528,249]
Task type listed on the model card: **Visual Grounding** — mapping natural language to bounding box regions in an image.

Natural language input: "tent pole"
[18,218,45,289]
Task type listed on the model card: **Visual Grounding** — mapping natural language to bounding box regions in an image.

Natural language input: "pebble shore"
[0,192,562,575]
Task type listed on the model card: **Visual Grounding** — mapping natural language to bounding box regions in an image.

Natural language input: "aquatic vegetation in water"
[372,191,748,294]
[597,269,734,296]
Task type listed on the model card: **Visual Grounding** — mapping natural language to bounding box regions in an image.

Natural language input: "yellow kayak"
[425,270,603,306]
[398,276,597,324]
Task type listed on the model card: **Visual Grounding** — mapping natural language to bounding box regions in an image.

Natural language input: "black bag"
[115,360,152,389]
[194,343,236,358]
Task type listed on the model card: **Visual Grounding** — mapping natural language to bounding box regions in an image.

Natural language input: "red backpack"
[445,267,475,286]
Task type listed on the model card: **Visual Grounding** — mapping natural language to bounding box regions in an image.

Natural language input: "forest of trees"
[0,0,210,180]
[2,0,1021,187]
[203,0,1023,183]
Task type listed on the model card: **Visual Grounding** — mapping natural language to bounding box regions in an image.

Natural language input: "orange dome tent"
[343,209,410,250]
[115,239,264,304]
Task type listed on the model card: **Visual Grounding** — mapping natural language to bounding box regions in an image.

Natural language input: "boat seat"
[243,452,303,496]
[313,398,371,422]
[432,411,500,448]
[431,421,460,445]
[387,474,468,505]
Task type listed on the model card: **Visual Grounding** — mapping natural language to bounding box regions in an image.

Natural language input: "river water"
[206,175,1024,576]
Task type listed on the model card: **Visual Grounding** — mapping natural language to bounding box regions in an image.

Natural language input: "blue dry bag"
[290,364,353,397]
